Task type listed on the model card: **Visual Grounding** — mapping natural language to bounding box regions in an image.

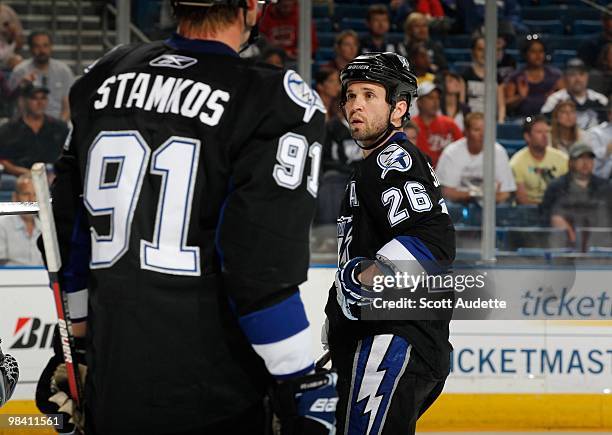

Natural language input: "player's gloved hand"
[0,340,19,408]
[335,256,382,320]
[271,369,338,435]
[36,326,86,434]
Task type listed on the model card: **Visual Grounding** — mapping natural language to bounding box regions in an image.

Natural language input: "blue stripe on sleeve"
[62,205,91,294]
[238,292,310,345]
[394,236,442,274]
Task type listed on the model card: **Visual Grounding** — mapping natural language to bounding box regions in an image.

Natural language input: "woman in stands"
[504,35,563,118]
[549,99,590,155]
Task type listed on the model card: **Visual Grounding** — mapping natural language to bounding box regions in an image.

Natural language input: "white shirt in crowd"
[0,215,43,266]
[436,137,517,193]
[588,121,612,179]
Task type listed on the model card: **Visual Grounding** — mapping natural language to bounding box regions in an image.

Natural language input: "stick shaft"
[30,163,83,407]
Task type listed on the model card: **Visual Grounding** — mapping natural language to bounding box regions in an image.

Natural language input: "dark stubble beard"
[351,114,388,143]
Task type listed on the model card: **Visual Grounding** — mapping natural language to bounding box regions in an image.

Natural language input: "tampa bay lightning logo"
[377,144,412,179]
[284,70,326,123]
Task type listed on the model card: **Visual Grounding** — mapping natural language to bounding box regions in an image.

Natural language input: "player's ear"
[391,100,408,128]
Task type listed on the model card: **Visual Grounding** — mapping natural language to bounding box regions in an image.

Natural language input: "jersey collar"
[386,131,408,144]
[165,33,239,58]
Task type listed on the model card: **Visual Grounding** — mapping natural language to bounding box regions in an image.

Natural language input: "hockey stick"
[315,351,331,371]
[31,163,83,408]
[0,201,39,216]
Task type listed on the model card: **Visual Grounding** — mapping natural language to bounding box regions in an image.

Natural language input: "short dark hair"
[27,30,52,47]
[366,4,389,21]
[261,46,287,65]
[523,114,548,134]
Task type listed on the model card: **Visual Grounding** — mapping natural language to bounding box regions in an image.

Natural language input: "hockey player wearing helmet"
[324,52,455,434]
[34,0,337,433]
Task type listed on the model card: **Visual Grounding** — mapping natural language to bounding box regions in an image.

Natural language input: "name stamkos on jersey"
[93,72,230,126]
[283,70,326,123]
[377,143,412,179]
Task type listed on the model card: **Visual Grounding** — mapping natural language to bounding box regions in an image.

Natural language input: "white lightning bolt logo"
[356,335,394,434]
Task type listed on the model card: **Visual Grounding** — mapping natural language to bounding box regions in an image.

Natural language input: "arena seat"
[497,123,523,141]
[523,19,565,35]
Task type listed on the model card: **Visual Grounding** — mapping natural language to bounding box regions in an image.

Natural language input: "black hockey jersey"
[51,34,326,433]
[325,132,455,378]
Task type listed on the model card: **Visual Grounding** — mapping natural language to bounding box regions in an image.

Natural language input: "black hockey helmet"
[340,52,418,126]
[171,0,277,9]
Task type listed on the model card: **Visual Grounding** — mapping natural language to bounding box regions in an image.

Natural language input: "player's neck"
[177,23,243,53]
[362,129,399,158]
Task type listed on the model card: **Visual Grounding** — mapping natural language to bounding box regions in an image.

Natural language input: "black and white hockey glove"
[335,257,391,320]
[0,339,19,408]
[271,369,338,435]
[36,326,86,434]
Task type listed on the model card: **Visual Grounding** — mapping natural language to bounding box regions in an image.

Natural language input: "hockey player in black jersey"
[34,0,337,434]
[323,53,456,435]
[0,340,18,408]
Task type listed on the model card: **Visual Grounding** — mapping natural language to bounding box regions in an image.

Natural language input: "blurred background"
[0,0,611,433]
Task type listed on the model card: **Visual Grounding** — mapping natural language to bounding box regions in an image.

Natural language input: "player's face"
[525,121,550,151]
[345,82,390,143]
[466,118,484,151]
[368,14,389,37]
[30,34,51,64]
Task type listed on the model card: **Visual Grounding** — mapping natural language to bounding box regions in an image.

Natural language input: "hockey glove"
[335,256,387,320]
[271,369,338,435]
[36,326,86,434]
[0,340,19,408]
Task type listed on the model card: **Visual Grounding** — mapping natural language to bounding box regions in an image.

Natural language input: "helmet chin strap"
[239,3,267,54]
[349,104,398,151]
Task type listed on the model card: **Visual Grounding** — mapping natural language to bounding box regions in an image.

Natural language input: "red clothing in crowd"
[259,3,318,59]
[413,114,463,165]
[416,0,445,18]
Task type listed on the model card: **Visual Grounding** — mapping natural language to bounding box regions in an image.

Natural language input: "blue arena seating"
[498,139,526,157]
[573,20,602,34]
[334,4,368,19]
[318,32,335,47]
[315,18,333,33]
[497,123,523,141]
[523,19,566,35]
[339,17,368,32]
[444,48,472,63]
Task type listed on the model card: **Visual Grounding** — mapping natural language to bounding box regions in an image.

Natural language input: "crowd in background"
[0,0,612,264]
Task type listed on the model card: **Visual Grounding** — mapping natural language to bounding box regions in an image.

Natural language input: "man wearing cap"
[540,143,612,243]
[0,84,68,176]
[413,81,463,166]
[541,58,608,129]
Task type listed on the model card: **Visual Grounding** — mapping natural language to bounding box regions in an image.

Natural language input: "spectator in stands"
[463,35,506,123]
[389,0,413,33]
[541,59,608,130]
[436,112,516,204]
[9,31,74,122]
[413,82,463,165]
[510,115,568,204]
[505,36,563,119]
[410,43,436,86]
[588,100,612,179]
[540,143,612,243]
[0,70,16,120]
[259,0,318,61]
[0,85,68,176]
[0,4,23,70]
[325,30,359,72]
[0,174,44,266]
[397,12,447,72]
[360,5,399,54]
[260,45,287,68]
[589,42,612,97]
[314,68,341,120]
[440,70,470,131]
[497,35,517,81]
[549,100,590,155]
[578,3,612,68]
[403,120,419,143]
